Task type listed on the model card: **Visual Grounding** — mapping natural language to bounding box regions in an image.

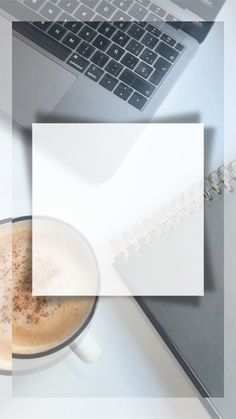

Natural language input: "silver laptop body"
[0,0,206,126]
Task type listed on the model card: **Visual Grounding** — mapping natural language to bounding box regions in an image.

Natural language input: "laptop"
[0,0,225,127]
[0,0,224,182]
[0,0,225,181]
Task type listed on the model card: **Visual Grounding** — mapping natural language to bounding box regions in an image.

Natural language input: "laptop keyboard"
[11,0,186,111]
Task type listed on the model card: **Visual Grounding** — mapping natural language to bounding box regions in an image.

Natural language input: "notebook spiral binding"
[204,160,236,200]
[111,160,236,259]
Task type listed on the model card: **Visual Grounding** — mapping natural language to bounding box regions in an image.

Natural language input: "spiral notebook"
[114,160,236,403]
[112,161,234,297]
[112,180,204,296]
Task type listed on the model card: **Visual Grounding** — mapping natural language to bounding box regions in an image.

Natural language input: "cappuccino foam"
[0,219,96,359]
[0,222,12,370]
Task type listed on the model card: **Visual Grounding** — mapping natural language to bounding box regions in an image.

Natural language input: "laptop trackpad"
[13,36,76,127]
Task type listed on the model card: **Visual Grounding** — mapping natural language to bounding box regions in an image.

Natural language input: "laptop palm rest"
[12,36,76,127]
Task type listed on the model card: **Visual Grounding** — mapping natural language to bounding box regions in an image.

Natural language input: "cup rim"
[0,215,99,362]
[0,367,12,376]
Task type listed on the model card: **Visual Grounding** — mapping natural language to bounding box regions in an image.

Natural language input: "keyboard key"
[127,23,145,40]
[121,52,139,70]
[135,61,153,79]
[149,4,166,18]
[74,4,95,20]
[96,0,116,19]
[112,30,130,47]
[105,59,124,76]
[107,43,125,60]
[126,39,143,56]
[98,22,116,38]
[140,47,157,65]
[77,41,95,58]
[119,69,155,97]
[155,41,179,62]
[58,0,79,13]
[113,0,133,12]
[175,42,184,52]
[128,91,147,110]
[78,25,97,42]
[48,23,67,40]
[33,21,52,31]
[40,1,61,20]
[114,83,133,100]
[146,24,161,37]
[23,0,45,11]
[91,50,109,67]
[93,34,111,51]
[67,52,89,72]
[112,11,131,24]
[15,22,71,61]
[161,33,176,47]
[128,3,148,20]
[62,32,81,49]
[99,73,118,91]
[85,64,104,81]
[136,0,150,7]
[149,69,165,86]
[64,21,83,33]
[141,32,159,48]
[81,0,100,8]
[153,56,171,72]
[113,20,131,31]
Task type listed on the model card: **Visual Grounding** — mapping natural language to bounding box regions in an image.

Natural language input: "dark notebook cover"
[135,178,227,399]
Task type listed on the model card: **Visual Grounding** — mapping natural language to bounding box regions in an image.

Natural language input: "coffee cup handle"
[69,332,101,363]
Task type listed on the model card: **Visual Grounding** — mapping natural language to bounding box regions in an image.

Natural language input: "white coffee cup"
[0,216,101,375]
